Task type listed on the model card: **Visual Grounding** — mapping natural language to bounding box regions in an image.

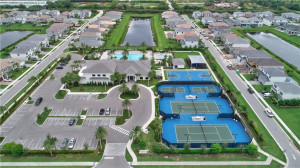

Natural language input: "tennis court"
[161,87,186,93]
[171,101,220,114]
[193,87,217,93]
[176,124,235,143]
[168,71,213,81]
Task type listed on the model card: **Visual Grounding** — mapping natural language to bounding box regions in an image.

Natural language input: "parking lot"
[48,107,122,117]
[64,94,98,101]
[83,118,115,127]
[42,117,115,127]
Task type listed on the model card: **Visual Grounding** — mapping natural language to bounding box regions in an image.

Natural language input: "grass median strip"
[55,90,67,99]
[97,94,107,99]
[36,109,52,125]
[115,109,132,125]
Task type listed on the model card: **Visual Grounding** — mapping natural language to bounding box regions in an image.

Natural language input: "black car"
[247,88,254,94]
[62,61,69,64]
[35,97,43,106]
[60,63,66,66]
[99,109,105,115]
[56,66,63,69]
[69,118,76,126]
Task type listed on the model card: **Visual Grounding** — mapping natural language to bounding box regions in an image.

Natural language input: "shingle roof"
[240,50,272,58]
[274,82,300,94]
[172,58,185,65]
[184,36,198,41]
[248,58,283,67]
[227,38,250,44]
[188,55,205,64]
[262,67,287,77]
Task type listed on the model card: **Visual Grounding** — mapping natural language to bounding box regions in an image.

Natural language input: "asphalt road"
[0,11,102,107]
[182,15,300,168]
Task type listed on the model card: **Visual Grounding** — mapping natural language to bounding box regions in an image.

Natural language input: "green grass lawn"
[70,85,114,92]
[137,79,161,87]
[76,118,84,125]
[115,109,132,125]
[0,24,49,34]
[9,67,30,80]
[26,100,34,104]
[265,98,300,139]
[164,70,168,80]
[126,149,133,161]
[36,109,52,125]
[81,109,88,115]
[133,160,282,168]
[252,85,272,93]
[120,91,139,99]
[0,85,8,89]
[243,74,256,81]
[105,13,171,50]
[42,47,53,52]
[97,94,107,99]
[173,52,199,69]
[55,90,67,99]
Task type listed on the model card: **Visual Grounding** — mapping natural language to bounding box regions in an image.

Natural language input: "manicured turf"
[265,98,300,139]
[115,109,132,125]
[137,79,161,87]
[125,149,133,162]
[173,52,200,69]
[70,85,114,92]
[243,74,256,81]
[55,90,67,99]
[36,109,52,125]
[26,100,34,104]
[0,85,8,89]
[252,85,272,93]
[9,67,30,80]
[0,24,49,34]
[97,94,107,99]
[120,91,139,99]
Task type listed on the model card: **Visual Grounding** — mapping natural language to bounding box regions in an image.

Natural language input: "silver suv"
[105,108,111,115]
[68,138,76,149]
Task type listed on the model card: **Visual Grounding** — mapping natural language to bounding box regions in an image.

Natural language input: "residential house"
[233,11,245,18]
[46,23,72,40]
[64,18,79,25]
[172,58,185,69]
[176,23,190,29]
[162,11,179,19]
[208,22,230,30]
[225,38,250,48]
[254,11,274,19]
[0,59,23,81]
[79,32,101,41]
[50,10,60,17]
[271,82,300,100]
[85,28,102,38]
[220,33,239,43]
[100,21,116,28]
[258,67,288,85]
[202,11,212,17]
[237,50,272,64]
[192,11,203,20]
[181,36,199,48]
[104,11,123,20]
[263,17,288,26]
[201,17,215,25]
[166,18,185,28]
[74,40,104,48]
[14,14,27,23]
[61,11,69,17]
[249,17,263,27]
[279,24,300,36]
[224,19,238,27]
[69,10,81,18]
[54,15,67,23]
[246,57,283,71]
[212,12,223,22]
[38,15,52,25]
[174,28,193,36]
[221,12,231,19]
[37,9,50,16]
[82,10,92,18]
[236,17,250,27]
[79,60,151,84]
[0,17,15,25]
[98,16,112,21]
[244,12,253,18]
[26,15,38,24]
[281,12,300,22]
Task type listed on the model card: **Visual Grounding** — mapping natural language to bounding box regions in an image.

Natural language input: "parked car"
[105,108,111,115]
[69,118,76,126]
[247,88,254,94]
[60,138,69,149]
[60,63,66,66]
[62,61,69,64]
[264,108,274,118]
[261,90,269,94]
[68,138,76,149]
[30,58,41,61]
[227,64,233,70]
[35,97,43,106]
[56,66,63,69]
[263,92,271,97]
[99,108,105,115]
[3,78,12,82]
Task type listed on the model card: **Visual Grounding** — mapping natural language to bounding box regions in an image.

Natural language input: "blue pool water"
[113,54,143,61]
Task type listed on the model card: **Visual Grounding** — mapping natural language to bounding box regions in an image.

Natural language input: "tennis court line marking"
[215,126,222,141]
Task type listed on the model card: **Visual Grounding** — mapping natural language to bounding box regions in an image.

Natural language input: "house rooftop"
[274,82,300,94]
[240,50,272,58]
[248,58,283,67]
[262,67,287,77]
[188,55,205,64]
[172,58,185,65]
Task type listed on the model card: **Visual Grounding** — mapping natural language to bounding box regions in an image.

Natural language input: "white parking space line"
[35,138,41,149]
[21,138,27,145]
[92,108,96,116]
[62,118,67,126]
[27,139,34,148]
[73,108,77,116]
[88,119,92,126]
[55,119,60,126]
[100,119,103,125]
[67,108,71,116]
[81,138,86,149]
[49,118,54,126]
[88,138,93,147]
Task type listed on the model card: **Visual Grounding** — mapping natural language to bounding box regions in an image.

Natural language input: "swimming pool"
[113,54,143,61]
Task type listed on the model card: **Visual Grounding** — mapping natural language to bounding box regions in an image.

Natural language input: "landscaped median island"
[55,90,67,99]
[97,94,107,99]
[115,109,132,125]
[36,107,52,125]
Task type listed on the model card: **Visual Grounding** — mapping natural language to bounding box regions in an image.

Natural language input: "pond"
[248,32,300,70]
[122,18,156,47]
[0,31,33,50]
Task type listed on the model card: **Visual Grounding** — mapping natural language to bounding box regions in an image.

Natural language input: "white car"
[68,138,76,149]
[264,108,274,118]
[3,78,12,82]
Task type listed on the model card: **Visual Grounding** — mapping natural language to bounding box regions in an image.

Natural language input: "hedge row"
[1,149,95,155]
[154,147,245,154]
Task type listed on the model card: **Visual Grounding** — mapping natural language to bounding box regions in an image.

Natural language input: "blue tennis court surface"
[168,71,213,81]
[159,83,251,147]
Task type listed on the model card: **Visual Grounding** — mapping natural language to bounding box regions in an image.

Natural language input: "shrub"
[246,144,258,156]
[210,143,222,153]
[139,140,147,150]
[11,144,23,157]
[1,142,16,154]
[184,143,190,151]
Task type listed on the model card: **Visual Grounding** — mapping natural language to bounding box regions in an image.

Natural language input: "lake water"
[122,18,156,47]
[248,32,300,70]
[0,31,33,50]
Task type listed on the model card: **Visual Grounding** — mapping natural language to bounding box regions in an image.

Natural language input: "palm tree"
[122,50,129,60]
[129,126,141,143]
[131,83,140,95]
[125,42,130,49]
[122,98,132,116]
[43,134,57,157]
[119,83,129,94]
[95,126,107,149]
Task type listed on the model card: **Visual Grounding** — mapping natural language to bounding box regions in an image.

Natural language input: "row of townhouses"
[74,11,123,48]
[163,11,199,48]
[0,9,91,25]
[206,21,300,99]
